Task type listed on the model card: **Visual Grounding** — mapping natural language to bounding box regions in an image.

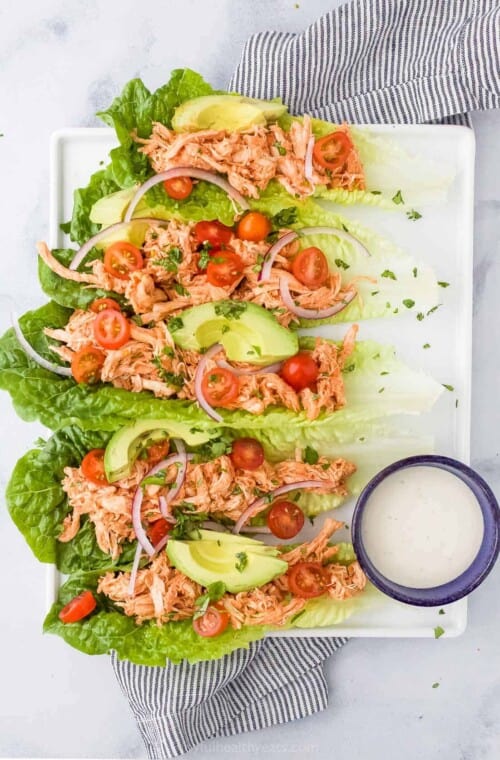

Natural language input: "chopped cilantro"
[173,283,188,296]
[380,371,389,376]
[271,207,298,228]
[416,312,425,321]
[392,190,404,205]
[304,446,319,465]
[423,343,431,349]
[434,626,445,639]
[197,242,213,270]
[152,356,185,387]
[221,324,230,334]
[412,267,418,278]
[378,387,385,393]
[371,190,381,195]
[162,346,175,358]
[194,582,226,619]
[442,383,454,392]
[381,269,397,280]
[168,316,184,332]
[344,363,355,373]
[438,609,446,615]
[438,281,450,288]
[153,246,183,273]
[455,399,459,408]
[335,258,350,270]
[273,141,287,156]
[403,299,415,309]
[406,209,422,221]
[427,304,441,315]
[170,507,206,540]
[252,254,265,274]
[371,290,380,296]
[235,552,248,573]
[432,682,440,689]
[214,301,247,320]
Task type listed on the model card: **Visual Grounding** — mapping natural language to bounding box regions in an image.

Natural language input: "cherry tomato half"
[145,439,170,465]
[81,448,109,486]
[90,298,121,314]
[93,309,131,350]
[163,176,193,200]
[230,437,265,471]
[280,353,319,392]
[148,519,170,547]
[206,250,245,287]
[71,345,105,384]
[266,501,305,540]
[194,220,233,247]
[236,212,271,242]
[201,368,240,407]
[292,247,329,289]
[104,242,144,280]
[287,562,328,599]
[59,590,97,624]
[313,131,353,170]
[193,606,230,637]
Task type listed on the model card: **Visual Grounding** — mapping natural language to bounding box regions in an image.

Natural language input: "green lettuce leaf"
[292,581,381,629]
[0,303,442,433]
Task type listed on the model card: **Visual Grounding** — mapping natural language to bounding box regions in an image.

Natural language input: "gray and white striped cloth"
[113,2,500,757]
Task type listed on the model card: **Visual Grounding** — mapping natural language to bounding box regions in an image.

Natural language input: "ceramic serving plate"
[46,124,475,637]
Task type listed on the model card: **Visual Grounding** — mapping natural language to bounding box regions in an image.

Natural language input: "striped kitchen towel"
[113,2,500,757]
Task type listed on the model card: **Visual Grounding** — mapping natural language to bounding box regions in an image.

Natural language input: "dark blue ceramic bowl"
[352,455,500,606]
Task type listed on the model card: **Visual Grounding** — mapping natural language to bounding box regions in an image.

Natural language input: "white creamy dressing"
[361,465,484,588]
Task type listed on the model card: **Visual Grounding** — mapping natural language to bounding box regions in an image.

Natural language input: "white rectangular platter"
[47,125,475,638]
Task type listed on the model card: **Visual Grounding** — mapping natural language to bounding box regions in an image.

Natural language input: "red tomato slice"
[193,606,230,637]
[71,345,105,384]
[313,132,353,170]
[266,500,305,539]
[201,368,240,407]
[81,448,109,486]
[287,562,328,599]
[280,353,319,392]
[59,590,97,624]
[163,176,193,200]
[194,220,233,247]
[292,247,329,289]
[148,519,170,546]
[145,439,170,465]
[93,309,131,350]
[230,438,265,471]
[90,298,121,314]
[206,250,244,287]
[236,212,271,242]
[103,242,144,280]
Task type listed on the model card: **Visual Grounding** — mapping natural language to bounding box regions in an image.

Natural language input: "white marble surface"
[1,1,499,758]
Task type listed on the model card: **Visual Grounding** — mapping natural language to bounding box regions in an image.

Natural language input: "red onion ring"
[69,218,168,271]
[194,343,225,422]
[131,487,155,557]
[259,230,297,282]
[233,480,336,534]
[11,313,72,377]
[128,542,143,597]
[304,136,315,183]
[158,496,177,524]
[124,168,250,223]
[156,439,188,521]
[279,277,357,319]
[216,359,283,376]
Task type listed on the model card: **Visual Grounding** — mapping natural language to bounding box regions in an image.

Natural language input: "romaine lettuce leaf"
[0,303,442,433]
[292,582,381,629]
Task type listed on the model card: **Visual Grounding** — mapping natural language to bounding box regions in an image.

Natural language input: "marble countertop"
[1,1,499,758]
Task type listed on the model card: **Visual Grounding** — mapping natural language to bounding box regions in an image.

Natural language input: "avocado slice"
[167,538,287,593]
[172,94,287,133]
[195,529,279,555]
[104,419,215,482]
[170,300,298,365]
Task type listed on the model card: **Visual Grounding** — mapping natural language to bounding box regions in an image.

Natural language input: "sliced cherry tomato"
[206,250,244,287]
[81,448,109,486]
[236,212,271,242]
[266,500,305,540]
[59,590,97,624]
[288,562,328,599]
[90,298,121,314]
[280,353,319,392]
[104,241,144,280]
[292,246,329,289]
[230,438,265,471]
[145,439,170,465]
[71,345,105,384]
[194,220,233,247]
[163,176,193,200]
[148,519,170,546]
[93,309,131,350]
[201,368,239,407]
[193,606,230,637]
[313,131,353,170]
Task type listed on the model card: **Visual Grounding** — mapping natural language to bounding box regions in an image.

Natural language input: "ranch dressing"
[361,466,484,588]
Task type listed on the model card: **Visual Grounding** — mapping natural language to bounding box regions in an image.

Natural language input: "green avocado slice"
[172,94,287,132]
[169,300,298,364]
[166,537,287,593]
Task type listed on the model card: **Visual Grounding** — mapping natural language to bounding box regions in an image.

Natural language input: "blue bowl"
[351,455,500,606]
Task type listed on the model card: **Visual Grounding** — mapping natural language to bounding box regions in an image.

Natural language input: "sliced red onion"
[279,277,357,319]
[233,480,335,534]
[128,542,143,597]
[299,226,371,258]
[158,496,177,524]
[124,168,249,223]
[216,359,283,376]
[131,487,155,557]
[304,136,315,182]
[194,343,225,422]
[69,218,168,271]
[259,230,298,282]
[153,534,170,553]
[239,525,272,535]
[11,313,72,377]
